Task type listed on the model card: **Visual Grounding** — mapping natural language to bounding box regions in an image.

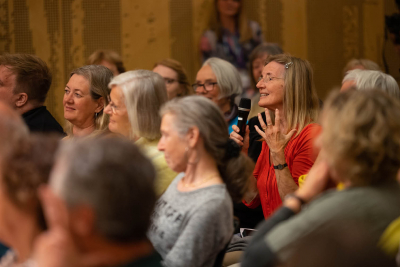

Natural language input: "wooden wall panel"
[121,0,171,71]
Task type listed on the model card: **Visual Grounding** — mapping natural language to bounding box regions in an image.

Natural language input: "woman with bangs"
[230,54,320,219]
[104,70,176,196]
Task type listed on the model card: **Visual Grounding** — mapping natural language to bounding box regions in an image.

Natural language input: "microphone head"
[239,98,251,110]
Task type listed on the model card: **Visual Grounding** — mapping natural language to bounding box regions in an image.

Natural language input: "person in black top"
[0,54,64,134]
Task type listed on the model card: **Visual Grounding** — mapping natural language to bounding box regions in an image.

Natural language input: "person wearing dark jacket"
[0,54,64,134]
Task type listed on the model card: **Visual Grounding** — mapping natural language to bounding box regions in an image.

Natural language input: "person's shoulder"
[248,111,266,127]
[295,123,321,142]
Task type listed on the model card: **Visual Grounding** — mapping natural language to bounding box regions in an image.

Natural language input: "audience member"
[0,135,59,266]
[284,222,396,267]
[0,54,64,134]
[241,89,400,267]
[148,96,254,267]
[64,65,112,137]
[341,69,400,98]
[200,0,264,89]
[342,58,381,76]
[33,137,162,267]
[105,70,176,196]
[231,54,320,219]
[231,43,284,235]
[0,102,60,265]
[87,49,126,76]
[247,43,283,119]
[193,57,242,134]
[153,59,192,100]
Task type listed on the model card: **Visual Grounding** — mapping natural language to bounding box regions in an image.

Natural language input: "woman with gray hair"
[149,96,254,267]
[193,57,242,134]
[341,69,400,98]
[64,65,112,137]
[104,70,176,196]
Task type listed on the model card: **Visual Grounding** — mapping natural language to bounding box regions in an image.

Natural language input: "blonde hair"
[265,54,320,135]
[154,58,192,97]
[343,58,380,77]
[160,96,254,202]
[109,70,167,141]
[65,65,112,136]
[322,89,400,185]
[209,0,252,43]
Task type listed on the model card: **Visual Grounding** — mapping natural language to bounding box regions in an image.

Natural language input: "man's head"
[49,137,156,248]
[0,54,52,112]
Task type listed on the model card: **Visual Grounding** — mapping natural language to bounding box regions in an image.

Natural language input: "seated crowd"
[1,48,400,267]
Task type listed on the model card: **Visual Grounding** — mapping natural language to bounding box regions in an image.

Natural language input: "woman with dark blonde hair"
[200,0,264,89]
[231,54,320,219]
[63,65,112,138]
[153,59,191,100]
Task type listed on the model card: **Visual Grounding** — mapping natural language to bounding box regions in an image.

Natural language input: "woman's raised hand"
[230,125,250,154]
[254,109,296,153]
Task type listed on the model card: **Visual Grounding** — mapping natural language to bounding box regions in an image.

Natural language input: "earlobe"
[15,93,28,108]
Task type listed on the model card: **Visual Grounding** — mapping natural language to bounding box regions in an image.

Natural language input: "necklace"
[181,173,221,188]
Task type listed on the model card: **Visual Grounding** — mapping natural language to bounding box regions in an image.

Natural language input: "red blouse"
[244,123,321,218]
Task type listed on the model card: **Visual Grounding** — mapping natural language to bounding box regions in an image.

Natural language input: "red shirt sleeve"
[288,124,321,185]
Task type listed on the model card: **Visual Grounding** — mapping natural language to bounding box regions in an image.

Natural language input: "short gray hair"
[51,137,156,243]
[203,58,242,98]
[109,70,168,140]
[343,69,400,99]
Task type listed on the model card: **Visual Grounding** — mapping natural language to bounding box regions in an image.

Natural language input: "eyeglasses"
[107,96,120,114]
[258,75,284,83]
[192,82,218,92]
[164,78,178,86]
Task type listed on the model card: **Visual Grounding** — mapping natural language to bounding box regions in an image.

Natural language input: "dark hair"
[57,137,156,243]
[87,50,126,74]
[2,134,60,230]
[249,43,283,90]
[0,54,52,104]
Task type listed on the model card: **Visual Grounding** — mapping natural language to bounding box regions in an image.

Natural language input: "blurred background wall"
[0,0,397,123]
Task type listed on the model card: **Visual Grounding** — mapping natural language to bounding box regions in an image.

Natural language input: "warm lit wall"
[0,0,393,124]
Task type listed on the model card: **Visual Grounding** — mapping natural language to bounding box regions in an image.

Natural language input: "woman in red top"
[231,54,320,218]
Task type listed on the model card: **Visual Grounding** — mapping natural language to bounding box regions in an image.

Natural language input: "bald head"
[0,101,28,158]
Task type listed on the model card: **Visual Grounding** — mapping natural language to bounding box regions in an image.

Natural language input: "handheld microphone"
[237,98,251,138]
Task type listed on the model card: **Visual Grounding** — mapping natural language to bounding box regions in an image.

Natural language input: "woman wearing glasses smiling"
[230,54,320,219]
[153,58,192,100]
[194,57,242,134]
[104,70,176,196]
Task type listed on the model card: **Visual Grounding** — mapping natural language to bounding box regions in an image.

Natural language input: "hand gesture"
[254,109,296,153]
[230,125,250,154]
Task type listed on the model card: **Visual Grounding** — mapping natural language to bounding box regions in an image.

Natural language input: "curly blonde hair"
[322,89,400,185]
